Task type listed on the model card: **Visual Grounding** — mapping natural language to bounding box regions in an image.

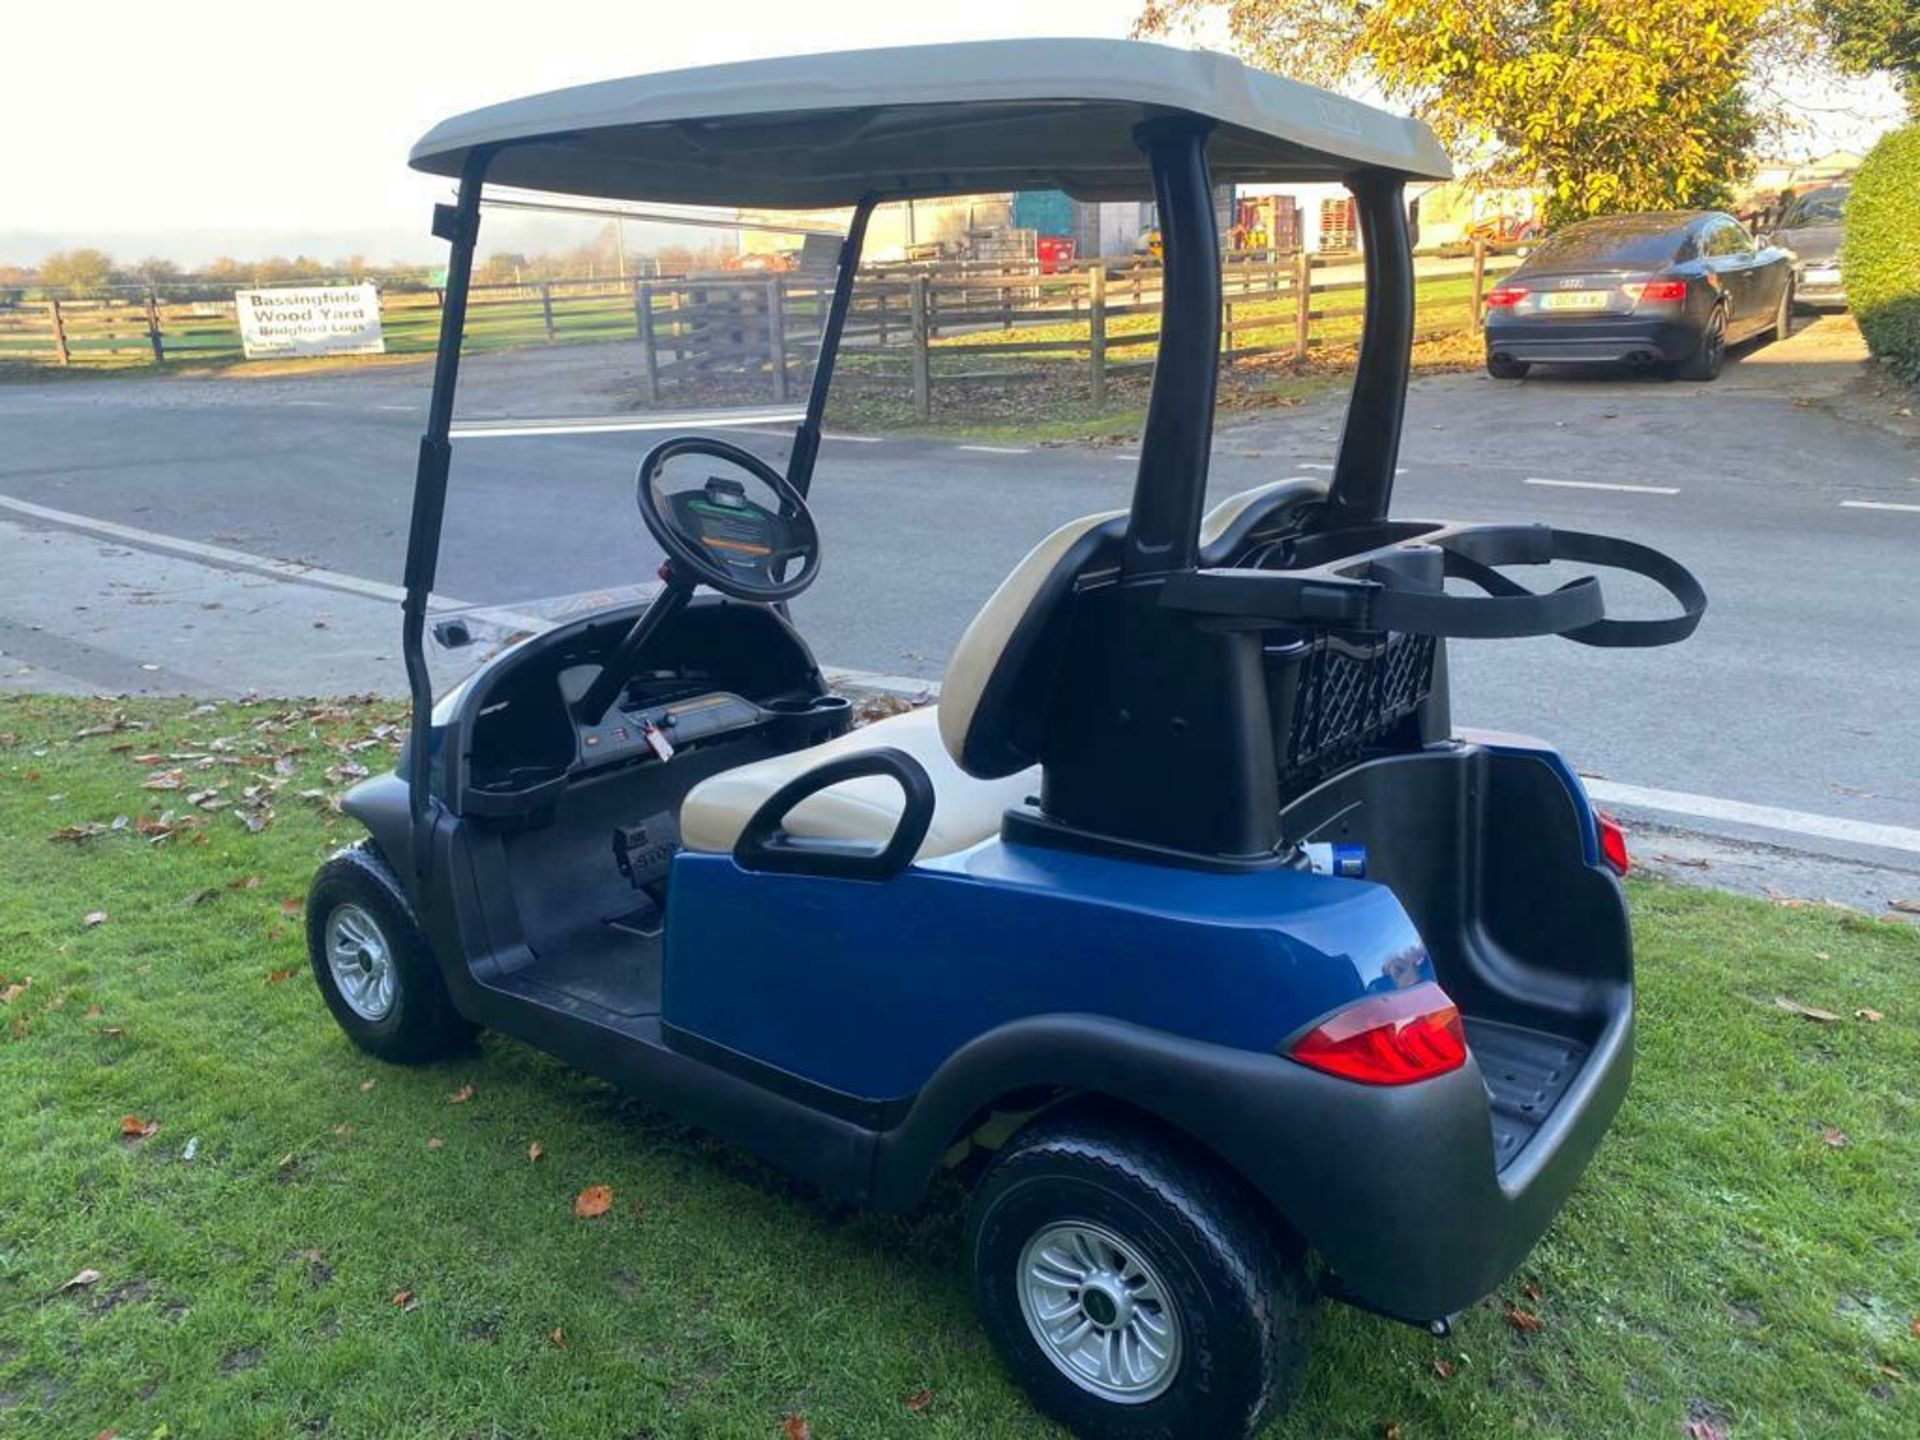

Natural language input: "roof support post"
[1323,171,1412,528]
[402,147,490,877]
[1122,117,1219,579]
[786,196,875,498]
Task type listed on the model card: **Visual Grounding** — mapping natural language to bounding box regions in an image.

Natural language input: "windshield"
[421,194,857,696]
[1779,185,1849,228]
[1526,218,1690,269]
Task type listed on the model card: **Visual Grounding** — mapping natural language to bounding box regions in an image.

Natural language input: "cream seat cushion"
[679,705,1039,859]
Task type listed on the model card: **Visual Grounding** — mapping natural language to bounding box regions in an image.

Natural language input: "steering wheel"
[635,436,821,603]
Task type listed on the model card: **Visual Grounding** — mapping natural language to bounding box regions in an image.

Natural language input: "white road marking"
[0,493,415,604]
[451,409,805,440]
[375,404,414,413]
[957,444,1031,455]
[1298,462,1334,471]
[1840,499,1920,514]
[1526,477,1679,495]
[286,400,334,408]
[1584,778,1920,857]
[0,495,562,631]
[825,433,885,444]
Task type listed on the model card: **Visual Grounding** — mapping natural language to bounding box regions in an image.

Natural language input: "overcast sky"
[3,1,1904,267]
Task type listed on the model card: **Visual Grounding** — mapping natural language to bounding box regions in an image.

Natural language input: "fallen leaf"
[83,911,108,929]
[1506,1305,1543,1334]
[1682,1421,1729,1440]
[58,1267,103,1293]
[1431,1358,1455,1380]
[1378,1424,1404,1440]
[426,1137,444,1151]
[1856,1008,1884,1023]
[118,1115,158,1141]
[573,1185,615,1219]
[179,889,218,908]
[391,1288,417,1310]
[277,1152,296,1172]
[279,898,302,918]
[447,1084,474,1105]
[527,1141,546,1163]
[360,1078,376,1092]
[0,978,30,1005]
[227,874,262,891]
[1912,1316,1920,1342]
[1889,899,1920,914]
[1822,1127,1851,1148]
[49,822,110,843]
[549,1326,568,1348]
[1880,1365,1903,1381]
[781,1416,811,1440]
[333,1123,353,1138]
[266,968,298,983]
[1775,995,1841,1023]
[904,1388,934,1411]
[1522,1280,1542,1302]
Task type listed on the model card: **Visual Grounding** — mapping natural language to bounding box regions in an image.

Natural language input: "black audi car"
[1484,211,1794,381]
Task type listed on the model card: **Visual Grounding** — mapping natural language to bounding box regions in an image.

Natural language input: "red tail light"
[1623,278,1688,303]
[1596,810,1630,876]
[1484,285,1528,308]
[1288,982,1468,1086]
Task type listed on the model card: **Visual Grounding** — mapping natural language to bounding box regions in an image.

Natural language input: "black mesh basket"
[1268,630,1437,791]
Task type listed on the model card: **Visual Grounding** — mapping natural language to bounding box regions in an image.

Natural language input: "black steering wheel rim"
[635,436,821,603]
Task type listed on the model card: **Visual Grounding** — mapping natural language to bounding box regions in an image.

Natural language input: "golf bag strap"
[1427,527,1707,648]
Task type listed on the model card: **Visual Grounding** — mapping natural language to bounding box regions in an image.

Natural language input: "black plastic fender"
[870,1008,1629,1324]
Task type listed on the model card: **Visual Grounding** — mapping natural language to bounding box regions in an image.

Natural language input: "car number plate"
[1804,266,1840,286]
[1540,291,1610,311]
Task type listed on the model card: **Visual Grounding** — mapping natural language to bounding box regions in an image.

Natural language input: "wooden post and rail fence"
[0,242,1523,423]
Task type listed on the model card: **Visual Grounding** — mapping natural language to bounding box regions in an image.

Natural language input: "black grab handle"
[732,747,935,881]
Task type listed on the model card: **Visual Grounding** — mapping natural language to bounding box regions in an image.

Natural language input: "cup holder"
[765,692,854,742]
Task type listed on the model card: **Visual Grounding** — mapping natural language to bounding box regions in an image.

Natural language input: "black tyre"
[1770,278,1795,341]
[968,1108,1310,1440]
[1673,305,1727,380]
[307,843,472,1063]
[1486,352,1530,379]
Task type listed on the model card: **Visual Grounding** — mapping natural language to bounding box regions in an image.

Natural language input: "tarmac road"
[2,316,1916,889]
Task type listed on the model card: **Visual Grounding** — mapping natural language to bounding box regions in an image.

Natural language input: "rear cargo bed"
[1463,1018,1591,1169]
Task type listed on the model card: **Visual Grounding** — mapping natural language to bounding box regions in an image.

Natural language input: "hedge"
[1845,124,1920,386]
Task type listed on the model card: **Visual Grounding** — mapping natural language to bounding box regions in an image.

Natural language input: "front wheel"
[968,1108,1311,1440]
[307,843,472,1063]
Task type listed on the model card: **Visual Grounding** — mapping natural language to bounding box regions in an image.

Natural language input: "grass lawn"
[2,693,1916,1439]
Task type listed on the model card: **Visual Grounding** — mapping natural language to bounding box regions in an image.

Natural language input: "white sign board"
[235,284,385,359]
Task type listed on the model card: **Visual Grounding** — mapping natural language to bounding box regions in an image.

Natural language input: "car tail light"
[1484,284,1528,308]
[1288,982,1468,1086]
[1622,278,1688,303]
[1596,810,1631,876]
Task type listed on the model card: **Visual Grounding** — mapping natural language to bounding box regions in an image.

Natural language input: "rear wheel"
[1486,352,1530,379]
[1770,278,1795,341]
[968,1108,1310,1440]
[307,843,472,1063]
[1673,305,1727,380]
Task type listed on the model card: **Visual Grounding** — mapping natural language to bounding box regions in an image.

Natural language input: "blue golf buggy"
[306,40,1705,1439]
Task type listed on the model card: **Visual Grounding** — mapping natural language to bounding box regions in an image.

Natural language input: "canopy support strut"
[787,196,875,498]
[403,150,490,878]
[1323,173,1412,529]
[1123,117,1220,578]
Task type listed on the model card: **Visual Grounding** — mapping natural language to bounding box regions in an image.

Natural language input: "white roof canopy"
[410,39,1451,208]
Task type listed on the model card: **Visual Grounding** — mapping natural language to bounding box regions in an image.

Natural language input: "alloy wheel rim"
[1016,1221,1183,1404]
[324,903,396,1021]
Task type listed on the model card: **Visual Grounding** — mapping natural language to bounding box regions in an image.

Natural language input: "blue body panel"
[663,840,1432,1102]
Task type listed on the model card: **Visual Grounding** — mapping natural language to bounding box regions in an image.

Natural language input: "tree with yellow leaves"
[1138,0,1771,225]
